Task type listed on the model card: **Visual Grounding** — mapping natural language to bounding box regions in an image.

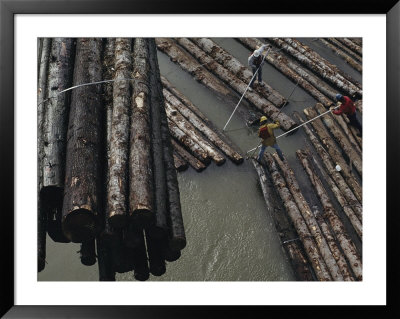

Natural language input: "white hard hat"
[335,164,342,172]
[253,50,260,57]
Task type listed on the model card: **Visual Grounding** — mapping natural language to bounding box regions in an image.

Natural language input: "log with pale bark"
[129,38,154,227]
[176,38,296,130]
[155,38,261,125]
[163,88,243,164]
[325,38,362,63]
[190,37,286,107]
[303,107,362,202]
[336,38,362,57]
[236,38,334,108]
[270,38,362,99]
[264,153,332,281]
[273,153,353,281]
[62,38,104,243]
[173,153,189,172]
[296,149,362,280]
[106,38,132,229]
[293,112,362,221]
[172,139,206,172]
[251,158,315,281]
[166,102,226,165]
[320,38,362,73]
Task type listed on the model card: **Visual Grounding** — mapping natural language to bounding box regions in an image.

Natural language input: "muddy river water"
[38,38,362,281]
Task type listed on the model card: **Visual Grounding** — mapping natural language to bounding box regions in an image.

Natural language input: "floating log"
[293,112,362,221]
[270,38,361,99]
[151,39,187,251]
[129,38,154,227]
[164,246,182,262]
[79,239,97,266]
[296,149,362,280]
[172,139,206,172]
[167,118,211,164]
[320,38,362,73]
[309,150,362,239]
[349,38,362,47]
[163,88,243,164]
[251,158,314,281]
[264,153,332,281]
[273,154,350,281]
[37,200,46,272]
[131,227,150,281]
[325,38,362,64]
[123,224,144,248]
[336,38,362,57]
[62,38,104,243]
[145,230,166,276]
[303,107,362,202]
[314,103,362,176]
[237,38,333,108]
[190,37,286,107]
[173,153,189,172]
[155,37,260,125]
[96,237,116,281]
[106,38,132,229]
[176,38,296,131]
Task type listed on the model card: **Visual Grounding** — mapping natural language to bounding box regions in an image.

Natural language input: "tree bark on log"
[270,38,362,99]
[320,38,362,73]
[172,139,206,172]
[106,38,132,229]
[296,149,362,280]
[314,103,362,176]
[176,38,297,130]
[336,38,362,57]
[325,38,362,64]
[272,154,351,281]
[309,150,362,240]
[191,37,287,107]
[161,75,243,157]
[251,158,315,281]
[79,239,97,266]
[163,88,243,164]
[264,153,332,281]
[293,112,362,221]
[155,38,260,125]
[151,39,187,251]
[303,107,362,202]
[280,38,362,92]
[129,38,154,227]
[166,102,225,165]
[62,38,104,243]
[236,38,334,108]
[173,153,189,172]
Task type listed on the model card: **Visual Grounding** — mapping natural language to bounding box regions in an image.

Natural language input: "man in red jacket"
[331,94,362,137]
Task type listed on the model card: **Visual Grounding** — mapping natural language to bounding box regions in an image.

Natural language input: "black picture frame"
[1,0,399,317]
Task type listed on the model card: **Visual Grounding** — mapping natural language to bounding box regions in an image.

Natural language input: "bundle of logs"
[37,38,187,281]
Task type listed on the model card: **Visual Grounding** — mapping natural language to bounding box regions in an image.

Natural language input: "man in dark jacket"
[331,94,362,137]
[248,44,270,90]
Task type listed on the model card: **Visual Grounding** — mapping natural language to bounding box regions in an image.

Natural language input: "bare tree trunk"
[264,153,332,281]
[163,88,243,164]
[129,38,154,227]
[296,150,362,280]
[173,153,189,172]
[62,38,104,243]
[172,139,206,172]
[191,37,287,107]
[176,38,297,130]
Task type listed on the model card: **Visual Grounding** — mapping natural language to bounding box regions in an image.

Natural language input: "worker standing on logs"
[331,94,362,137]
[256,116,284,162]
[248,44,270,91]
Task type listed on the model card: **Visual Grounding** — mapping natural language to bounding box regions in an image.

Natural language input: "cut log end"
[108,214,127,229]
[129,208,154,227]
[40,186,63,209]
[134,271,150,281]
[164,248,181,262]
[62,209,97,243]
[169,237,186,251]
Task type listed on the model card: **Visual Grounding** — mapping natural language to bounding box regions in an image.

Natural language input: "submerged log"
[320,38,362,73]
[173,153,189,172]
[303,107,362,202]
[296,149,362,280]
[129,38,154,227]
[172,139,206,172]
[190,37,286,107]
[293,112,362,221]
[164,88,242,164]
[62,38,104,243]
[264,153,332,281]
[106,38,132,229]
[155,38,260,125]
[151,39,187,251]
[251,159,314,281]
[237,38,333,108]
[176,38,296,131]
[273,154,350,281]
[79,239,97,266]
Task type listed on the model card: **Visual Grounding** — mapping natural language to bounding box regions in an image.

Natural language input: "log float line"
[245,105,340,154]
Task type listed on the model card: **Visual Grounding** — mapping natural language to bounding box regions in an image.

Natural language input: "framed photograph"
[1,0,398,317]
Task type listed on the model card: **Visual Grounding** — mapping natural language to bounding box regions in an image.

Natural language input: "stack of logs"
[37,38,187,281]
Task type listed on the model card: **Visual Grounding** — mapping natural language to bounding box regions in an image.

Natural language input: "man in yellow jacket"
[257,116,284,162]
